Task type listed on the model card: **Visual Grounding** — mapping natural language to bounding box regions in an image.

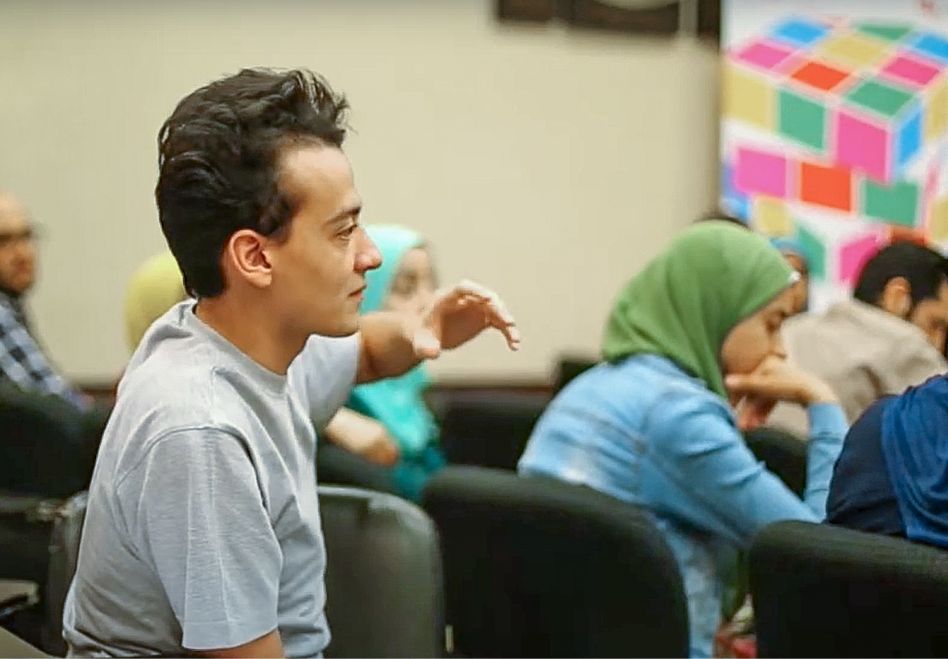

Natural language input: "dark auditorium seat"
[750,520,948,657]
[744,426,807,495]
[552,355,597,394]
[0,385,98,498]
[41,487,444,658]
[436,391,549,471]
[422,466,688,657]
[320,486,444,658]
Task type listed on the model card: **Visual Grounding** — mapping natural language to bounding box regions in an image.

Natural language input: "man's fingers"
[486,312,521,350]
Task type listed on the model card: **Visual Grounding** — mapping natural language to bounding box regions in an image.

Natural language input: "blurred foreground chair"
[320,486,444,658]
[422,466,688,657]
[750,520,948,657]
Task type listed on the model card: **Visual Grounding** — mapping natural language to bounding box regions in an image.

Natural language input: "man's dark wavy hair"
[156,68,349,297]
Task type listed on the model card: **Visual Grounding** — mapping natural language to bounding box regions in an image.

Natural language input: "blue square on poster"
[771,19,830,47]
[910,32,948,63]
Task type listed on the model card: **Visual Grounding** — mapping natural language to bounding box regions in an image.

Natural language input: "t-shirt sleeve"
[123,428,282,651]
[288,333,360,430]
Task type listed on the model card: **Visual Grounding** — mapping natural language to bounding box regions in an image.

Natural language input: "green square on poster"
[863,179,919,226]
[855,23,913,43]
[796,225,827,280]
[779,89,826,151]
[845,78,914,119]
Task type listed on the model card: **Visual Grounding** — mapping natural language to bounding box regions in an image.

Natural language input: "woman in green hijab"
[518,221,847,658]
[322,225,445,502]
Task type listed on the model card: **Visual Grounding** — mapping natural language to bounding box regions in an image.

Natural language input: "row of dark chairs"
[4,468,948,657]
[3,359,948,657]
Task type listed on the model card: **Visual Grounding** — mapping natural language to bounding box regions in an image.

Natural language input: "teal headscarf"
[347,225,439,457]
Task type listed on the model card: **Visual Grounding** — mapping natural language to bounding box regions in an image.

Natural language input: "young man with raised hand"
[64,68,519,658]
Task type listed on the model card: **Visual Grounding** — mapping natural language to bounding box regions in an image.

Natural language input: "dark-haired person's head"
[156,68,381,338]
[854,242,948,352]
[695,209,749,228]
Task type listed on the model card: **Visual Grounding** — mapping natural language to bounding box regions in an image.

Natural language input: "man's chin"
[309,318,360,338]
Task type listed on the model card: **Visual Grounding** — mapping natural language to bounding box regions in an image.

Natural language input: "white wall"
[0,0,720,383]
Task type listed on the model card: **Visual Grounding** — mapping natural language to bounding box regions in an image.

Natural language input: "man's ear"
[223,229,273,289]
[879,276,912,318]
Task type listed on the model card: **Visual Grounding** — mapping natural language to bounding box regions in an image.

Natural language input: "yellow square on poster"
[930,196,948,242]
[926,75,948,143]
[752,196,793,236]
[723,62,775,131]
[817,32,890,69]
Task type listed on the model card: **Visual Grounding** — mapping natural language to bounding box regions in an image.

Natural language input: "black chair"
[744,426,807,495]
[41,492,87,656]
[422,466,688,657]
[320,486,444,658]
[0,385,98,498]
[750,520,948,657]
[552,355,598,394]
[0,580,38,622]
[436,391,549,471]
[40,488,444,658]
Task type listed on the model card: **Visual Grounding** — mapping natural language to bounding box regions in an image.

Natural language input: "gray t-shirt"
[63,301,359,657]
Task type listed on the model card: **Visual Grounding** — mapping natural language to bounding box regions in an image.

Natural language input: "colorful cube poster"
[722,0,948,310]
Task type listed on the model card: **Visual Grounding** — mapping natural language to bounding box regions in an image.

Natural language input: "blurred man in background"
[0,190,91,411]
[769,242,948,436]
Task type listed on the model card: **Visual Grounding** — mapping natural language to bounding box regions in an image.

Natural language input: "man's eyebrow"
[324,202,362,227]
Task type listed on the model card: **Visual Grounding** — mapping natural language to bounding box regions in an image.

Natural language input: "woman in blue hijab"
[344,224,445,501]
[828,373,948,547]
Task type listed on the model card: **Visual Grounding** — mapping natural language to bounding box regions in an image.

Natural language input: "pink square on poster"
[733,40,798,72]
[735,147,788,198]
[839,233,882,285]
[880,54,942,88]
[834,110,889,182]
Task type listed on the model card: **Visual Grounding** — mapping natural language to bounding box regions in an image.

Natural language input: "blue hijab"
[347,225,438,458]
[881,374,948,548]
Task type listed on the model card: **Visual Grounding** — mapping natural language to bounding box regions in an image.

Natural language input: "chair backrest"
[422,466,688,658]
[320,486,444,658]
[43,492,87,656]
[0,385,94,497]
[744,426,807,495]
[437,391,548,471]
[750,520,948,657]
[552,356,598,394]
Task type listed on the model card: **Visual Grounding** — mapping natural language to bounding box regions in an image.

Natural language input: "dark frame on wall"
[495,0,557,23]
[497,0,721,43]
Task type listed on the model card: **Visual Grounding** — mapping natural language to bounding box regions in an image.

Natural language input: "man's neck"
[194,295,306,375]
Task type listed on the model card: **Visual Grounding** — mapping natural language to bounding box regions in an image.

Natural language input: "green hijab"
[347,225,438,457]
[602,221,794,398]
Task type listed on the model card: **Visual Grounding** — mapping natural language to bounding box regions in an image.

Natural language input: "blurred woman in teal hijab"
[344,224,445,501]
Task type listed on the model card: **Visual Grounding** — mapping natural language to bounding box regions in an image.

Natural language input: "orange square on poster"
[791,60,851,92]
[799,161,852,211]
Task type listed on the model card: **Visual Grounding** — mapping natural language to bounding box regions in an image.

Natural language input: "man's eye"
[340,224,357,238]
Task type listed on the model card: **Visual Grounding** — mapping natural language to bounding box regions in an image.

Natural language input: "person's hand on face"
[410,280,521,359]
[726,355,838,430]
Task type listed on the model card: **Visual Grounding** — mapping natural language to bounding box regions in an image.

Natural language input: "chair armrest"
[0,579,38,620]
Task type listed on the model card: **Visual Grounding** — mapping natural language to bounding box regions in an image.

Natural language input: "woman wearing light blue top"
[518,221,848,657]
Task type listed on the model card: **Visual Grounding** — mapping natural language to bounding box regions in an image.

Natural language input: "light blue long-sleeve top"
[518,354,847,657]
